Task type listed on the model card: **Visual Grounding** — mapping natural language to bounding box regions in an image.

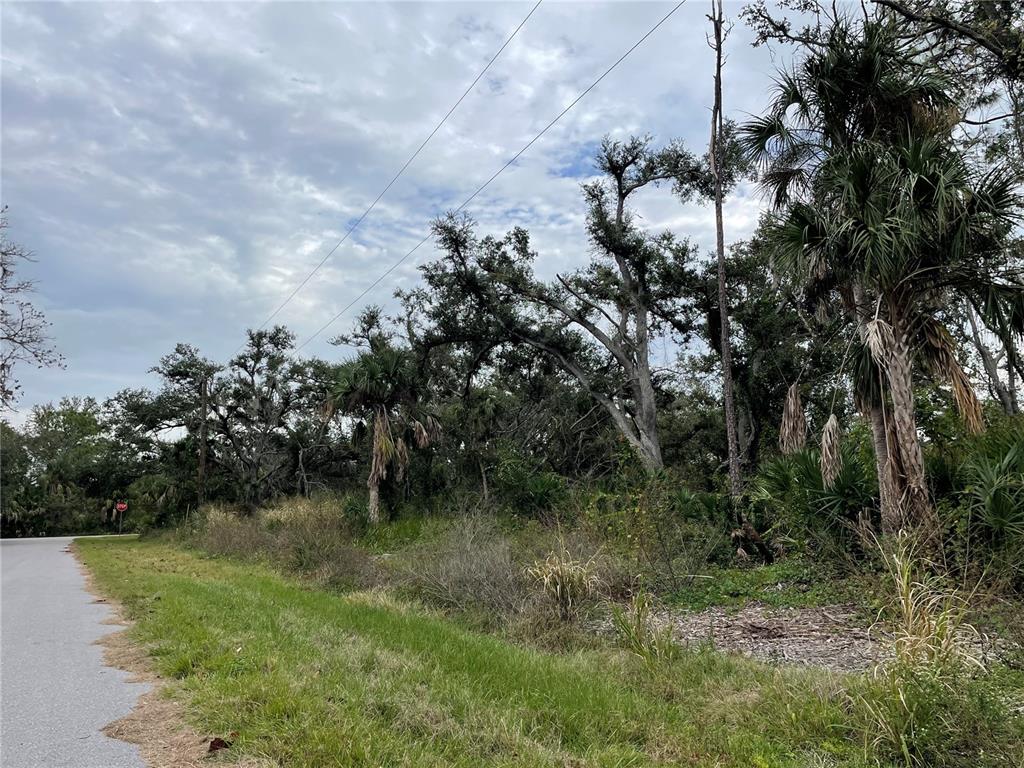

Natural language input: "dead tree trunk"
[709,0,743,501]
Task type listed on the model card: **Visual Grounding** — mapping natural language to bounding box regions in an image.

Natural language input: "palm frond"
[820,413,843,488]
[920,318,984,435]
[779,382,807,455]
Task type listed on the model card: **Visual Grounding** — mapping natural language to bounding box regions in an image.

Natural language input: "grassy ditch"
[78,536,869,768]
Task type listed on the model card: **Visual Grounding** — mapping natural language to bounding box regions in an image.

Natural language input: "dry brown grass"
[74,547,272,768]
[198,500,378,590]
[526,543,603,621]
[392,515,527,616]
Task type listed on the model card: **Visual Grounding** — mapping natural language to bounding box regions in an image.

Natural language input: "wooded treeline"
[3,5,1022,579]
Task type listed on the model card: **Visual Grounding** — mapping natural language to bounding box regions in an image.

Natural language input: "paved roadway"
[1,537,149,767]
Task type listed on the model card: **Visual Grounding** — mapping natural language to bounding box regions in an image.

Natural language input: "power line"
[242,0,544,348]
[296,0,687,352]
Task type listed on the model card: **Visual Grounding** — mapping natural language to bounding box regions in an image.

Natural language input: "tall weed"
[610,589,678,664]
[192,495,376,589]
[526,543,603,621]
[394,515,526,616]
[852,531,1021,767]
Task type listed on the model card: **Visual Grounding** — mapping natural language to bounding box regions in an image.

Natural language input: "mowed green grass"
[77,537,867,768]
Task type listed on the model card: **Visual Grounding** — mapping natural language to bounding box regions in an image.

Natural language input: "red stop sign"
[115,501,128,513]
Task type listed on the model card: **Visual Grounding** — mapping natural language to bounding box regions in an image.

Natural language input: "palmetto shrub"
[959,423,1024,547]
[754,444,876,556]
[494,456,568,519]
[933,418,1024,586]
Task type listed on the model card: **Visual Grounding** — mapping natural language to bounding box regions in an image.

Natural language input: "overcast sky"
[2,0,792,421]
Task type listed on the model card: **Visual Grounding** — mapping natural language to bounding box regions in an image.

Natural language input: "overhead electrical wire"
[238,0,544,351]
[295,0,686,352]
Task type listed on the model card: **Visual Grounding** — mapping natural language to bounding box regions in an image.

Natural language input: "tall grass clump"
[610,589,678,664]
[852,531,1023,767]
[195,504,275,558]
[191,495,377,590]
[526,542,603,621]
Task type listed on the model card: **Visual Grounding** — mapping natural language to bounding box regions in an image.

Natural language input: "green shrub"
[621,477,732,591]
[936,418,1024,586]
[126,474,189,530]
[754,444,876,558]
[494,457,567,518]
[960,428,1024,546]
[576,476,734,591]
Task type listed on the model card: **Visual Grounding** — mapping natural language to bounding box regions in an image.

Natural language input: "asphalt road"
[1,537,149,768]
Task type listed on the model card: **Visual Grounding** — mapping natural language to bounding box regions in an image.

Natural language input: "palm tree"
[328,346,440,524]
[744,19,1022,534]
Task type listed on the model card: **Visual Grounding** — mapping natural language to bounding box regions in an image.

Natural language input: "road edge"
[70,540,269,768]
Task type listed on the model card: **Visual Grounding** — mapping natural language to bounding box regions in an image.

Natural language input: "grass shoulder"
[77,536,872,768]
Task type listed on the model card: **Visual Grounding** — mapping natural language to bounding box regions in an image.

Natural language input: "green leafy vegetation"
[5,4,1024,765]
[668,559,875,612]
[76,537,855,768]
[79,535,1024,767]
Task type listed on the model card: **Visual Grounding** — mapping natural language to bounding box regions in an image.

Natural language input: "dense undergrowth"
[81,537,870,767]
[14,377,1020,765]
[160,469,1024,767]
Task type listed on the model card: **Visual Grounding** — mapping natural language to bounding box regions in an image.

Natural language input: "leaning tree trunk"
[636,411,664,473]
[478,455,489,502]
[968,306,1017,416]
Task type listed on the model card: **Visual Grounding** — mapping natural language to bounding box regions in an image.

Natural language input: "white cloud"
[1,0,791,417]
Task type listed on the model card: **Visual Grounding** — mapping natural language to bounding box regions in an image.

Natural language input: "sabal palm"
[329,347,439,524]
[745,19,1022,533]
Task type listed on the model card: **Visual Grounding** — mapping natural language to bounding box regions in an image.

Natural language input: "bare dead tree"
[708,0,743,500]
[0,208,63,409]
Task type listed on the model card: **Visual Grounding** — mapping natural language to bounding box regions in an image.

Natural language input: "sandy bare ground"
[658,603,882,672]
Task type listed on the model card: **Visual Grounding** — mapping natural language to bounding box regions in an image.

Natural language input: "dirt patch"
[646,601,1020,673]
[658,603,883,672]
[73,546,271,768]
